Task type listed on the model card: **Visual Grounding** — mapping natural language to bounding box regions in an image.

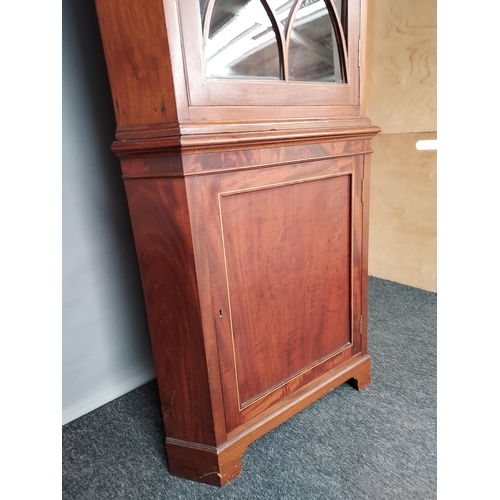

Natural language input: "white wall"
[62,0,155,425]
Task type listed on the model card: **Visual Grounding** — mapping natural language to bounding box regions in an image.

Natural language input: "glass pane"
[199,0,210,28]
[288,0,346,82]
[267,0,295,27]
[207,0,281,79]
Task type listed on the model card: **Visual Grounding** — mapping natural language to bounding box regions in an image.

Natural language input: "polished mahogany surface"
[221,175,352,406]
[195,152,365,431]
[123,177,217,445]
[94,0,379,487]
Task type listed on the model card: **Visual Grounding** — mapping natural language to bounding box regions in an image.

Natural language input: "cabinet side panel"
[94,0,178,127]
[123,177,216,445]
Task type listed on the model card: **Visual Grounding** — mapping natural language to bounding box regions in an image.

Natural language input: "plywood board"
[365,0,437,134]
[368,132,437,291]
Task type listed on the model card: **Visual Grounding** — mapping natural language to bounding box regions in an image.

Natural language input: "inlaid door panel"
[195,155,364,432]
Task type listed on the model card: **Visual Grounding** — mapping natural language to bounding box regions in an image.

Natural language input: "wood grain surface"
[191,154,365,431]
[368,132,437,291]
[94,0,178,127]
[123,177,217,444]
[220,175,352,405]
[365,0,436,134]
[93,0,378,486]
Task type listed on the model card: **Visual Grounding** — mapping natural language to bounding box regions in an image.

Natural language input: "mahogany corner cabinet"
[94,0,380,486]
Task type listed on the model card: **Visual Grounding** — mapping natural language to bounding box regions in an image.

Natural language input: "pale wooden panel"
[368,132,437,292]
[365,0,436,134]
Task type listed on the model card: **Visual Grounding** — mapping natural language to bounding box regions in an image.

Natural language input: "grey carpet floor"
[62,277,437,499]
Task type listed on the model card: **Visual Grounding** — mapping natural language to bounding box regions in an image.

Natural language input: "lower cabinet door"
[196,154,364,433]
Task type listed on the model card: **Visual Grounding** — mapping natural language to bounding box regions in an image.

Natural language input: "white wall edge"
[62,367,157,426]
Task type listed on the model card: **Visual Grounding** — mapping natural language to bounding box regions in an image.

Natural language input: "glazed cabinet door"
[190,154,364,433]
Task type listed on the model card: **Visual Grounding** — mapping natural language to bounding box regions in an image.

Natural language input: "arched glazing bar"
[286,0,348,82]
[200,0,348,82]
[203,0,284,79]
